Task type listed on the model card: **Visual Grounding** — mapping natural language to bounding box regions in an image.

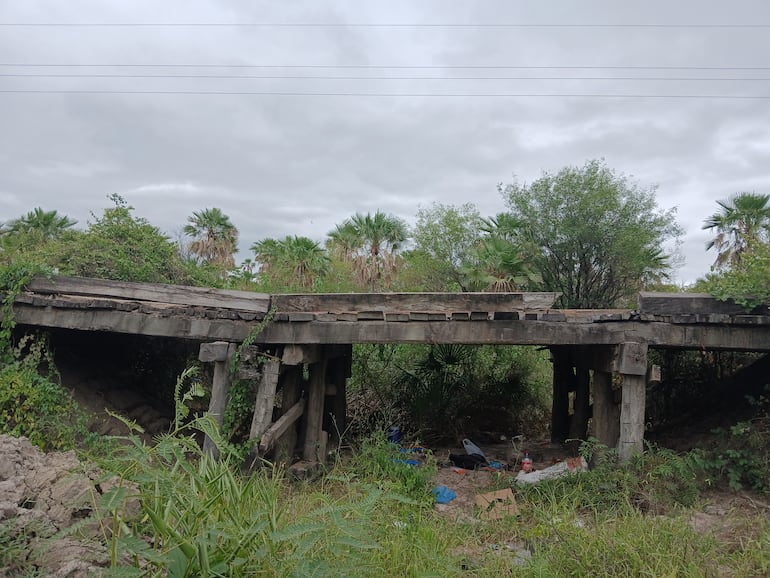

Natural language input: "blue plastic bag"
[432,485,457,504]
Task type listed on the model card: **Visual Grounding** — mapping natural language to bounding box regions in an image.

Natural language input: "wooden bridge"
[11,275,770,466]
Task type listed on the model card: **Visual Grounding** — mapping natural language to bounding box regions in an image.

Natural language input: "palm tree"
[461,236,541,292]
[703,192,770,269]
[252,235,329,290]
[328,211,408,291]
[3,207,77,239]
[183,208,238,267]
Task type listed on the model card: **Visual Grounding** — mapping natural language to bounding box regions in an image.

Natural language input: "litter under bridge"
[11,276,770,466]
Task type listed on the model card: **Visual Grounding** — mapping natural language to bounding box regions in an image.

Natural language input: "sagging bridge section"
[11,276,770,466]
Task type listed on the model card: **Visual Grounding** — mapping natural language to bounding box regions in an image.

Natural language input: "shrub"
[0,336,85,450]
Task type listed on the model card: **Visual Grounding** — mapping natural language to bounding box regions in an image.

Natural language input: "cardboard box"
[475,488,518,520]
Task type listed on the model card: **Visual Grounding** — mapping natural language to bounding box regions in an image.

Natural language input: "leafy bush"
[0,336,85,450]
[693,391,770,493]
[348,343,551,442]
[700,242,770,309]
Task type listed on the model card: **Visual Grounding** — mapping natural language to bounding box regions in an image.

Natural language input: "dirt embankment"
[0,435,138,578]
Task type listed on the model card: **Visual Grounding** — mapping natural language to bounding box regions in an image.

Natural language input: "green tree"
[2,207,77,240]
[252,235,330,290]
[702,192,770,269]
[404,203,483,291]
[327,211,408,291]
[500,159,681,308]
[183,208,239,268]
[56,194,200,284]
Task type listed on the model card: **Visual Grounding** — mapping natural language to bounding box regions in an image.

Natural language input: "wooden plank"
[272,292,560,314]
[258,399,305,455]
[26,275,270,313]
[248,357,282,443]
[638,292,752,315]
[385,313,410,322]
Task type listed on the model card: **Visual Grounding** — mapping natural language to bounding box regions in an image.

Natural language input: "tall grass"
[81,371,770,577]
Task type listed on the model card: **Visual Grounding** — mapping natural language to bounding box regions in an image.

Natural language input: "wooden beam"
[27,275,270,312]
[11,303,770,350]
[619,374,647,460]
[282,344,321,366]
[592,370,620,450]
[202,342,236,456]
[302,358,328,461]
[272,292,560,314]
[198,341,231,362]
[550,346,573,443]
[637,292,761,315]
[248,357,282,443]
[275,365,302,464]
[258,399,305,455]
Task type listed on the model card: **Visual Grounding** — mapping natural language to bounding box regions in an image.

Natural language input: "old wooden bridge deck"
[10,275,770,466]
[11,276,770,349]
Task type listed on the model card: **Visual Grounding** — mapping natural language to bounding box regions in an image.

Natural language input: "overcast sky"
[3,1,770,284]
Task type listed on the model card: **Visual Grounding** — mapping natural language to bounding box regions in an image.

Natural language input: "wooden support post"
[324,345,352,443]
[550,346,574,443]
[275,365,302,465]
[249,356,282,443]
[199,341,236,457]
[617,343,649,460]
[592,369,620,449]
[569,367,591,442]
[303,356,328,462]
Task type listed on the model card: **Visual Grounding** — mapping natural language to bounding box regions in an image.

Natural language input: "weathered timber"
[326,347,352,440]
[550,347,573,443]
[569,368,591,442]
[249,357,282,443]
[592,369,620,449]
[616,342,648,376]
[283,344,321,366]
[199,341,231,362]
[202,342,236,456]
[259,399,305,455]
[275,365,302,464]
[13,305,770,349]
[282,344,351,365]
[27,275,270,312]
[303,358,328,461]
[619,373,647,461]
[272,292,560,314]
[638,292,758,315]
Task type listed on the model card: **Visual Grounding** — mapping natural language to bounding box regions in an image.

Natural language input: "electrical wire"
[3,73,770,81]
[1,22,769,28]
[0,89,767,98]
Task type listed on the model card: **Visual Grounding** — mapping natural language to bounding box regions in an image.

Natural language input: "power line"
[0,89,767,99]
[1,22,769,28]
[4,73,770,81]
[4,63,770,71]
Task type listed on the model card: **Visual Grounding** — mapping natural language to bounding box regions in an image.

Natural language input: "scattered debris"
[515,456,588,484]
[433,485,457,504]
[475,488,518,520]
